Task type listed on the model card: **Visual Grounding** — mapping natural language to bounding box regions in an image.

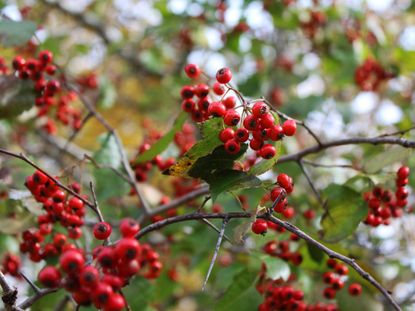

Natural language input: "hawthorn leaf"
[363,146,412,174]
[135,111,187,164]
[0,79,34,119]
[0,20,36,47]
[320,184,368,243]
[262,256,290,281]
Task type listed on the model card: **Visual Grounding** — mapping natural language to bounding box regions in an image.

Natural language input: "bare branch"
[18,288,58,310]
[202,217,229,291]
[297,160,326,209]
[0,271,18,311]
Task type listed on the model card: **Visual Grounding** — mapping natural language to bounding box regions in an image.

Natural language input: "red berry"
[323,287,336,299]
[326,258,337,268]
[92,282,113,308]
[80,266,99,288]
[213,82,226,95]
[397,166,410,179]
[208,101,226,117]
[395,187,409,200]
[180,85,194,99]
[59,250,84,274]
[348,283,362,296]
[259,144,276,159]
[252,102,268,118]
[103,293,125,311]
[68,197,84,210]
[115,238,141,262]
[282,206,295,219]
[322,271,335,284]
[38,266,61,288]
[93,222,112,240]
[260,113,275,128]
[119,218,140,237]
[12,56,25,70]
[38,50,53,64]
[249,138,263,151]
[45,64,56,75]
[222,96,236,109]
[235,128,249,142]
[277,173,293,193]
[224,139,241,155]
[216,67,232,84]
[251,219,268,235]
[332,278,345,290]
[97,247,117,268]
[195,84,209,98]
[219,128,235,143]
[184,64,201,79]
[223,109,240,126]
[181,99,195,112]
[197,97,210,111]
[282,120,297,136]
[52,190,66,203]
[303,209,315,220]
[243,114,259,131]
[335,264,349,275]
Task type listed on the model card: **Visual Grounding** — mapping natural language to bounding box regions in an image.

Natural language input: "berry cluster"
[354,58,394,91]
[182,65,297,156]
[257,274,338,311]
[1,253,21,277]
[322,258,362,299]
[22,171,86,261]
[363,166,410,227]
[262,233,303,266]
[300,10,326,39]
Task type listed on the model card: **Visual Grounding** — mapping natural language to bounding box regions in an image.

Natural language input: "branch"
[278,136,415,164]
[0,271,18,311]
[0,148,96,211]
[297,160,326,209]
[202,217,229,291]
[18,288,58,309]
[135,212,251,239]
[59,112,93,157]
[302,159,360,171]
[260,214,402,311]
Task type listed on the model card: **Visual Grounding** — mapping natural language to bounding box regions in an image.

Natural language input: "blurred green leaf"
[98,76,117,109]
[320,184,368,242]
[363,146,412,174]
[262,256,290,281]
[0,79,34,120]
[0,20,36,47]
[136,112,187,163]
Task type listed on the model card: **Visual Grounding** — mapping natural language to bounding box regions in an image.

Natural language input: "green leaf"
[93,134,129,200]
[209,170,262,201]
[0,79,34,119]
[0,20,36,47]
[123,277,155,310]
[164,117,223,177]
[136,112,187,163]
[306,243,325,263]
[363,146,412,174]
[215,268,259,311]
[262,256,290,281]
[320,184,368,243]
[98,76,117,109]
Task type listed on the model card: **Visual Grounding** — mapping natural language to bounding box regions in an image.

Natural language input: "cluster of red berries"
[257,274,338,311]
[322,258,362,299]
[22,171,86,261]
[76,72,99,90]
[300,10,326,39]
[363,166,410,227]
[263,233,303,266]
[354,58,394,91]
[8,51,84,134]
[1,253,21,277]
[182,64,297,156]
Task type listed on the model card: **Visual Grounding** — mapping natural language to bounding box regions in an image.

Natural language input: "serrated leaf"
[320,184,368,243]
[98,77,117,109]
[215,269,259,311]
[0,79,34,119]
[209,170,262,201]
[164,117,223,177]
[0,20,36,47]
[262,256,290,281]
[135,112,187,164]
[364,146,412,174]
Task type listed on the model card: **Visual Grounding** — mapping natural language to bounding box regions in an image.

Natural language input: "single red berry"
[243,114,259,131]
[115,238,141,262]
[80,266,100,288]
[93,222,112,240]
[180,85,194,99]
[235,128,249,142]
[326,258,337,268]
[197,97,210,111]
[252,102,268,118]
[251,219,268,235]
[260,113,275,128]
[33,170,49,184]
[277,173,293,193]
[259,144,276,159]
[103,293,125,311]
[208,101,226,117]
[184,64,201,79]
[52,190,66,203]
[222,96,236,109]
[282,206,295,219]
[59,250,84,274]
[270,187,286,202]
[223,109,240,126]
[249,138,263,151]
[332,278,345,290]
[219,128,235,143]
[68,197,84,210]
[212,82,226,95]
[323,287,336,299]
[216,67,232,84]
[195,84,209,98]
[397,166,410,179]
[335,264,349,275]
[224,139,240,155]
[72,290,91,306]
[45,64,56,75]
[12,56,25,70]
[348,283,362,296]
[282,120,297,136]
[396,187,409,200]
[119,218,140,237]
[92,282,113,308]
[181,99,195,112]
[38,50,53,64]
[322,271,335,284]
[303,209,315,220]
[97,247,117,268]
[38,266,61,288]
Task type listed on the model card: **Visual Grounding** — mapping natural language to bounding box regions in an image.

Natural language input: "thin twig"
[18,288,58,309]
[202,217,229,291]
[59,111,93,156]
[199,218,233,244]
[89,181,104,222]
[19,272,40,294]
[297,160,326,209]
[302,160,359,170]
